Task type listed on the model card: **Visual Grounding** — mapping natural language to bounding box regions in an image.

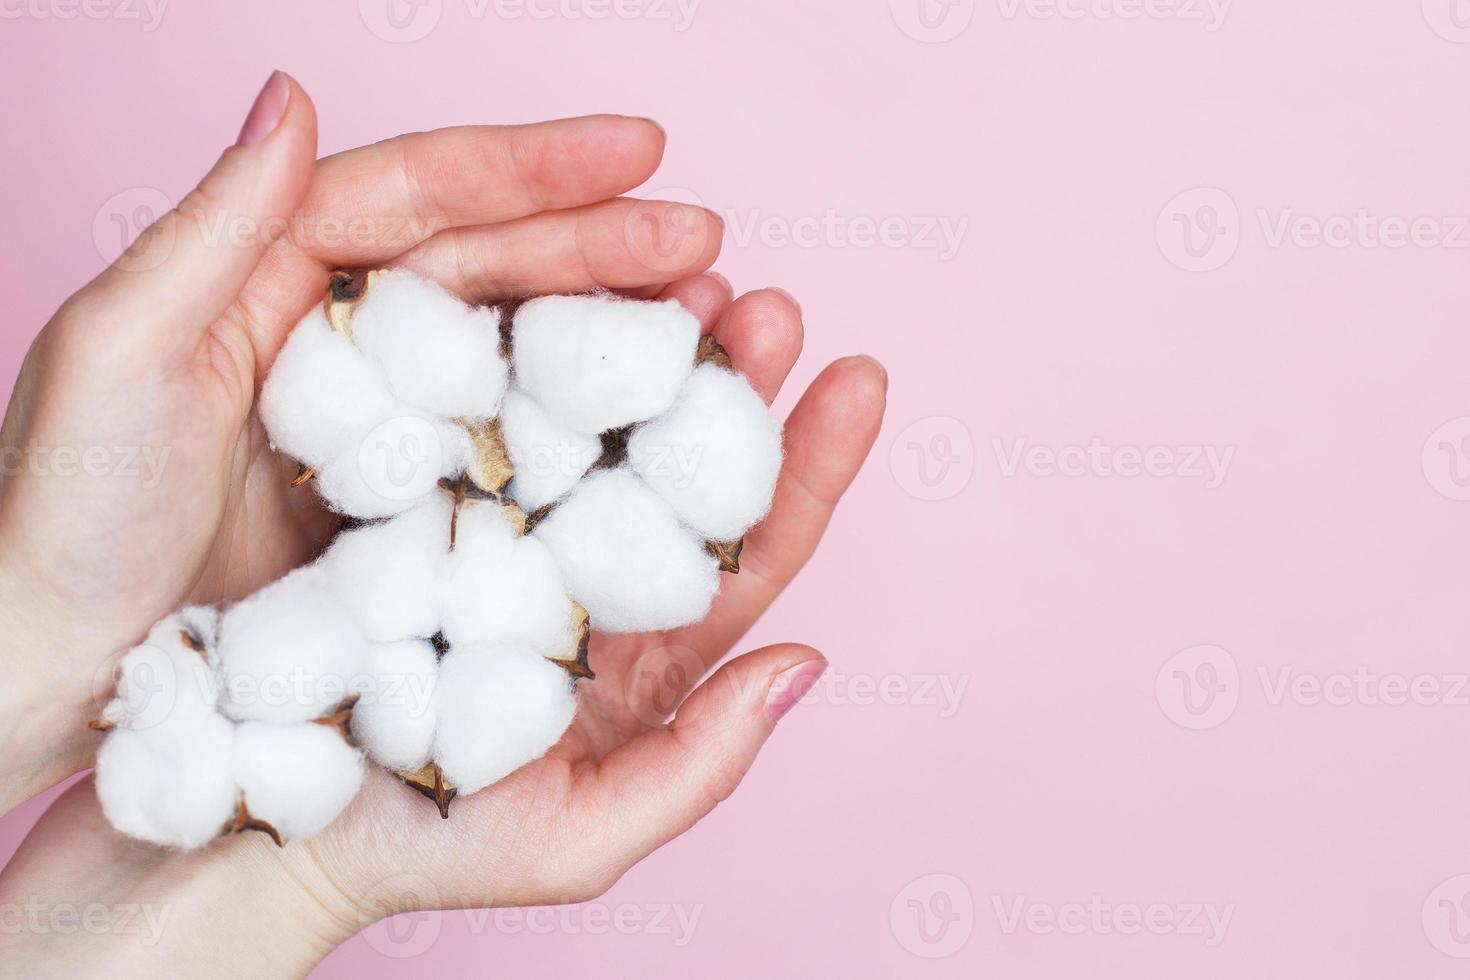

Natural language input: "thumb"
[81,71,318,352]
[576,644,829,885]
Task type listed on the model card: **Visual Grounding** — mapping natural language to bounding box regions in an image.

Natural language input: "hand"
[0,72,886,975]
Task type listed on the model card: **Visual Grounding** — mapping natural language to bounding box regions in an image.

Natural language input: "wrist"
[0,789,358,977]
[0,559,113,814]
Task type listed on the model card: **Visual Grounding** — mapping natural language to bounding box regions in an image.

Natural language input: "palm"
[1,102,887,935]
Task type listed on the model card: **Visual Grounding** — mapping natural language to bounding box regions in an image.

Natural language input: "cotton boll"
[351,639,439,772]
[433,646,577,794]
[628,364,783,541]
[320,495,452,642]
[231,722,365,842]
[105,610,223,731]
[217,565,368,725]
[350,270,509,420]
[441,503,572,655]
[258,308,399,468]
[314,413,472,519]
[533,469,720,633]
[95,713,237,849]
[512,294,699,434]
[499,389,602,511]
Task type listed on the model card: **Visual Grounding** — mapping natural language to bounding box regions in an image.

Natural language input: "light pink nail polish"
[767,286,802,316]
[766,660,827,723]
[236,71,290,147]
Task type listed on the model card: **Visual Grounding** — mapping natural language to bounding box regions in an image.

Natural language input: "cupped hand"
[0,72,886,975]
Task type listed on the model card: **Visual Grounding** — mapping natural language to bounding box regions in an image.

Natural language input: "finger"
[657,273,734,330]
[711,288,805,405]
[77,72,318,354]
[390,198,723,300]
[568,644,828,880]
[689,356,888,658]
[293,115,667,266]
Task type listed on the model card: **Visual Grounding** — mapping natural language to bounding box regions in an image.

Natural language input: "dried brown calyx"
[402,761,456,819]
[547,601,594,681]
[324,269,379,339]
[224,792,284,847]
[460,417,515,495]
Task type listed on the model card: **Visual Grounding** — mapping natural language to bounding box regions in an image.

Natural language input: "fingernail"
[767,286,802,316]
[857,353,889,386]
[705,271,732,294]
[236,71,290,147]
[766,660,827,723]
[632,115,666,138]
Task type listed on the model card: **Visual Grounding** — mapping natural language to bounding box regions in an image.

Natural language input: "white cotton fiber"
[351,639,439,772]
[349,270,509,420]
[512,294,699,434]
[533,469,720,633]
[440,502,572,655]
[319,495,452,642]
[231,721,365,842]
[104,609,223,731]
[433,646,577,795]
[313,413,472,519]
[95,713,237,849]
[629,364,783,541]
[259,308,399,468]
[499,389,602,511]
[217,565,368,725]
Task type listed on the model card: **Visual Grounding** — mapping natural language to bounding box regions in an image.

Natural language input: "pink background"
[5,0,1470,975]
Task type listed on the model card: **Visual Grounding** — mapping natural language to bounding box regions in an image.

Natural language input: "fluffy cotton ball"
[95,713,237,849]
[351,639,439,772]
[628,363,783,541]
[319,494,452,642]
[217,565,368,725]
[533,469,720,633]
[258,307,399,468]
[440,502,573,655]
[313,413,473,519]
[512,294,699,434]
[231,721,365,842]
[433,646,577,794]
[104,608,223,731]
[349,270,509,420]
[499,388,602,511]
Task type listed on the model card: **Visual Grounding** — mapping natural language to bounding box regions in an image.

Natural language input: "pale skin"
[0,72,886,975]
